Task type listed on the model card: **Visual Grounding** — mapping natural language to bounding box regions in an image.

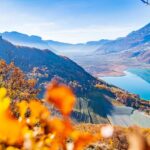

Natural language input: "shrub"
[0,60,39,101]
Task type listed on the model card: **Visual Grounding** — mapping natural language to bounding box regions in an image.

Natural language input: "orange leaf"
[45,81,76,116]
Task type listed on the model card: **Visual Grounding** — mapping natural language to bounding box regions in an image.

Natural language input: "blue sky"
[0,0,150,43]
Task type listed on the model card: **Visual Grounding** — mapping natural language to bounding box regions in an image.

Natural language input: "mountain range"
[0,31,110,57]
[95,23,150,65]
[0,36,149,127]
[1,23,150,77]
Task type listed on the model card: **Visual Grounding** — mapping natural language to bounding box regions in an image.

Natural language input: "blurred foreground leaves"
[0,80,149,150]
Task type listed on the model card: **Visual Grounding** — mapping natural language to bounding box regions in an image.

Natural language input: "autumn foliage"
[0,60,38,101]
[0,79,149,149]
[45,81,76,116]
[0,81,101,150]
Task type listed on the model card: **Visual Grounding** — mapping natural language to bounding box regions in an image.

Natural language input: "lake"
[100,71,150,100]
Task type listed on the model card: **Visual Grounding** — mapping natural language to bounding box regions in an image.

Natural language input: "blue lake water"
[100,71,150,100]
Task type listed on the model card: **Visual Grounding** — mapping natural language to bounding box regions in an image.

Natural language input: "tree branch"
[141,0,150,5]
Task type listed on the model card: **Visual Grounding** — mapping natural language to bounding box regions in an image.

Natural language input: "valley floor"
[71,53,150,77]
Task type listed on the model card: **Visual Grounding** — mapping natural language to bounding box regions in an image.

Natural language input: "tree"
[0,59,39,101]
[141,0,150,5]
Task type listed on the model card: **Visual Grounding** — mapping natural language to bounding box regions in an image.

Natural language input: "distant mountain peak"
[143,22,150,28]
[1,31,53,50]
[1,22,150,57]
[2,31,42,41]
[128,22,150,37]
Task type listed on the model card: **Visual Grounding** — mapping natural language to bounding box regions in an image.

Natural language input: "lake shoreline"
[95,64,150,78]
[99,69,150,101]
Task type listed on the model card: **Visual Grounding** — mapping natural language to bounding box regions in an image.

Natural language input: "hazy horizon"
[0,0,150,43]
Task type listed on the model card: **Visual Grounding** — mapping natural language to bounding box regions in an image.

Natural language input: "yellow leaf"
[17,101,28,118]
[0,88,7,100]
